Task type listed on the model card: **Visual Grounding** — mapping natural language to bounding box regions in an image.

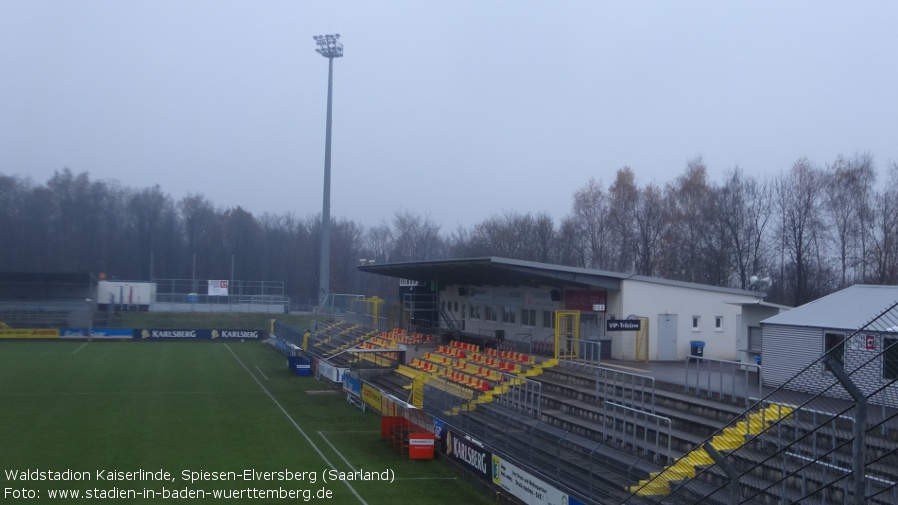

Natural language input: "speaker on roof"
[458,287,467,297]
[550,289,561,301]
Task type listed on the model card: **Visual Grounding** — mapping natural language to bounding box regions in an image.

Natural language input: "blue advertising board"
[134,329,262,340]
[60,328,134,339]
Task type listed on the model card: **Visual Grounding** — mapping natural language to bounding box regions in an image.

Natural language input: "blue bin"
[690,340,705,358]
[288,355,311,377]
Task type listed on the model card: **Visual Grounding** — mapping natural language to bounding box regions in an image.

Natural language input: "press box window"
[542,311,556,330]
[484,305,498,322]
[502,306,516,324]
[824,332,845,368]
[521,309,537,327]
[883,336,898,380]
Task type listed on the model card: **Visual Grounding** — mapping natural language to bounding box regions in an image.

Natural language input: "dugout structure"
[380,393,436,460]
[0,272,96,328]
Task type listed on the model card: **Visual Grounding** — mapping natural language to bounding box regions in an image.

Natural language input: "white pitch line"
[254,365,269,380]
[318,431,356,471]
[72,342,89,354]
[224,344,369,505]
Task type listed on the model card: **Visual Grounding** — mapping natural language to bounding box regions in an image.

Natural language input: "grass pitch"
[0,340,492,504]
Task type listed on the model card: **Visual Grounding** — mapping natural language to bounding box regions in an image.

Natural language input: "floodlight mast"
[313,34,343,306]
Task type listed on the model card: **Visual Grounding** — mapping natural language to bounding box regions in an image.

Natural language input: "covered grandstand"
[0,272,96,329]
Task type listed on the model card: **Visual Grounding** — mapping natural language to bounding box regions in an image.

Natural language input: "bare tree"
[564,177,610,268]
[389,210,443,262]
[717,168,774,289]
[465,211,558,262]
[128,185,178,279]
[178,194,226,280]
[606,167,639,273]
[775,159,832,305]
[866,162,898,284]
[364,222,394,263]
[661,157,717,283]
[822,153,876,287]
[633,183,668,276]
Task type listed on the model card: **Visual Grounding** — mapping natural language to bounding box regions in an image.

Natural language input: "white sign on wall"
[490,455,568,505]
[208,280,229,296]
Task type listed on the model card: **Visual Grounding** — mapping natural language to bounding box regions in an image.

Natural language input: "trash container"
[690,340,705,358]
[754,355,762,385]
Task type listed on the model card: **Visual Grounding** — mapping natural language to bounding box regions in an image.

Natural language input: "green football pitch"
[0,340,494,504]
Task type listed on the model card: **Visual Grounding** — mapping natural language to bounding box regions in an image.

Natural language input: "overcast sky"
[2,1,897,229]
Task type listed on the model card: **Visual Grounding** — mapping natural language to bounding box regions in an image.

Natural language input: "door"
[657,314,678,360]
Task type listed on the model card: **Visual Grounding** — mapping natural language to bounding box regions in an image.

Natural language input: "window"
[692,316,701,331]
[502,306,516,324]
[521,309,537,327]
[748,326,762,351]
[715,316,723,332]
[543,310,556,330]
[470,304,481,320]
[461,304,466,318]
[824,332,845,369]
[454,301,458,312]
[883,336,898,380]
[484,305,498,322]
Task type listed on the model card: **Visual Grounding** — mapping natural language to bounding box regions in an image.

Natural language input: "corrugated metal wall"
[761,324,822,387]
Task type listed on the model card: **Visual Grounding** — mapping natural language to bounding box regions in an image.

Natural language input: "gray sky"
[2,1,897,229]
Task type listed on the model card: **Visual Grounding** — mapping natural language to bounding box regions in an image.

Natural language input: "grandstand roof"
[0,272,95,302]
[761,284,898,330]
[358,257,624,290]
[358,256,762,296]
[0,272,94,284]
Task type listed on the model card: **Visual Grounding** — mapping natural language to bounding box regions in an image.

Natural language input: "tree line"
[2,154,896,307]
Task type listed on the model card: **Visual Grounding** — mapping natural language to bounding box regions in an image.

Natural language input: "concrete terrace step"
[456,406,652,504]
[537,371,748,426]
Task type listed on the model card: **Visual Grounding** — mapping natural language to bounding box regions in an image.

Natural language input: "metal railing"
[493,372,542,419]
[558,340,603,372]
[597,366,656,414]
[604,401,672,464]
[684,355,762,405]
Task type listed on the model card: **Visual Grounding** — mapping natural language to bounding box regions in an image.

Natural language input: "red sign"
[564,290,607,312]
[408,433,435,460]
[865,334,876,351]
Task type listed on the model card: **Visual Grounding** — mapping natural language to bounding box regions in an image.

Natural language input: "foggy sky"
[2,1,897,229]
